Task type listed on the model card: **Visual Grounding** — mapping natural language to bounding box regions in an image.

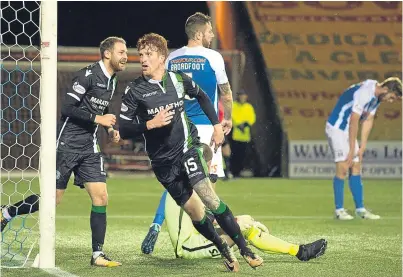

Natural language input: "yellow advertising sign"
[246,1,402,140]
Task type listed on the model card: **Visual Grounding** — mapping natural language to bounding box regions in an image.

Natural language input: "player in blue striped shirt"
[326,77,401,220]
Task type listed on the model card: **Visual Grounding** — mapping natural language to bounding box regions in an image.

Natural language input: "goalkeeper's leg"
[245,224,327,261]
[141,190,167,254]
[1,194,40,232]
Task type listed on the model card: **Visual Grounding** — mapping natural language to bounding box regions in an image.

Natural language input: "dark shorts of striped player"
[56,151,106,190]
[152,145,209,207]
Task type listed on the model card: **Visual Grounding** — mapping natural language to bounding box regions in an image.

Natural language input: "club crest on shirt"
[73,82,86,94]
[174,82,185,98]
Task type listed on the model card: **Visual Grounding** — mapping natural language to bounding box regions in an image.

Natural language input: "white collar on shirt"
[99,60,112,79]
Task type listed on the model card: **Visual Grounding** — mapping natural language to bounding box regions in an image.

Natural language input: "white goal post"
[39,0,57,268]
[38,0,57,269]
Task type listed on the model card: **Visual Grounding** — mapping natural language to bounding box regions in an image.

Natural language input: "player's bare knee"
[85,182,108,206]
[351,162,361,175]
[91,191,108,206]
[336,162,349,179]
[183,193,205,221]
[185,208,204,222]
[183,203,204,221]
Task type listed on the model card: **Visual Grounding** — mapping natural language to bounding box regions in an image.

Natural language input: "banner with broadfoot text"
[246,1,402,140]
[289,140,402,178]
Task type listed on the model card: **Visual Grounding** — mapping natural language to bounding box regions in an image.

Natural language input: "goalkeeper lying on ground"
[157,143,327,261]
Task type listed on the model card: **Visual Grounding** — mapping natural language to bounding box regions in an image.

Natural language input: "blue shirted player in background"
[141,12,234,254]
[326,78,401,220]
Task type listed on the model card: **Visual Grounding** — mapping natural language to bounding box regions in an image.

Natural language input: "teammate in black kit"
[1,37,127,267]
[119,33,263,272]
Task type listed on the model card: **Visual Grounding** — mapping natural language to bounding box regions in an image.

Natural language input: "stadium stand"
[246,1,402,141]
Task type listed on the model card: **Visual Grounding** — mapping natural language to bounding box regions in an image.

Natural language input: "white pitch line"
[54,215,402,220]
[42,267,80,277]
[0,252,79,277]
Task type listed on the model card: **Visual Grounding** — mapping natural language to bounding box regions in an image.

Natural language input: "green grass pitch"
[1,177,402,277]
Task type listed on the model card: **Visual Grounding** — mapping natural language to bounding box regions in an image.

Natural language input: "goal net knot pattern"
[1,1,41,268]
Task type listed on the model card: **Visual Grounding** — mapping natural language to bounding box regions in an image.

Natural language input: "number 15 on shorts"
[183,152,206,181]
[184,157,198,174]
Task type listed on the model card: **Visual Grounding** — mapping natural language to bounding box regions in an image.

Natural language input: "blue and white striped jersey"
[327,80,380,131]
[166,46,228,125]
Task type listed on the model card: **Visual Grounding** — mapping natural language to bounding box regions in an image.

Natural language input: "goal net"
[1,1,57,268]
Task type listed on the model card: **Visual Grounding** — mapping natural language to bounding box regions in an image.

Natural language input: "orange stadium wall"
[246,1,402,179]
[216,2,287,177]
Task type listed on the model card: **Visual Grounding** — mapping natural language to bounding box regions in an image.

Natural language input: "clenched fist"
[95,114,116,127]
[147,107,174,130]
